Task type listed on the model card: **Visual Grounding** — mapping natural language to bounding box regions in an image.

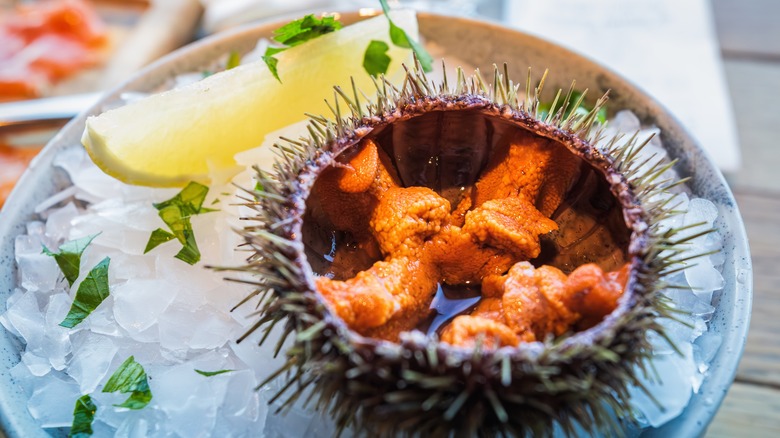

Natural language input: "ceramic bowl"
[0,11,752,437]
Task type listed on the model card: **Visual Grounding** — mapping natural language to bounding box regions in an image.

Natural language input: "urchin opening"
[301,108,632,346]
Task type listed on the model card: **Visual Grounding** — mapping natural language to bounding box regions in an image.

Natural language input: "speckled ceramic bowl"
[0,11,752,437]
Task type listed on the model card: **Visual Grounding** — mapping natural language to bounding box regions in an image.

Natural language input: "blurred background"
[1,0,777,435]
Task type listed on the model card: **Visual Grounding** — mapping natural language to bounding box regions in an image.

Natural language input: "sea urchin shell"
[232,62,702,436]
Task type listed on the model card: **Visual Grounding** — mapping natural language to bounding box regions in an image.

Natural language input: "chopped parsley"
[103,356,153,410]
[59,257,111,328]
[144,181,215,265]
[363,40,392,77]
[69,394,97,438]
[263,14,343,82]
[195,369,234,377]
[376,0,433,73]
[42,234,99,286]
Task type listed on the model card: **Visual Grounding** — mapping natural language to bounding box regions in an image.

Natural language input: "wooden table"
[705,0,780,436]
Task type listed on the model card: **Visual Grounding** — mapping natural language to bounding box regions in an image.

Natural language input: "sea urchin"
[231,62,703,436]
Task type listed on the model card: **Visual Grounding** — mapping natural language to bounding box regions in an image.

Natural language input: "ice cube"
[21,351,51,377]
[220,369,260,420]
[157,303,197,354]
[629,343,695,428]
[14,236,62,291]
[113,279,177,340]
[85,297,121,337]
[91,198,161,232]
[684,260,725,296]
[34,185,78,214]
[70,212,154,255]
[5,291,46,350]
[113,410,164,438]
[27,373,81,428]
[694,331,723,372]
[43,293,73,370]
[109,252,156,281]
[45,202,80,242]
[188,307,235,350]
[26,220,46,237]
[152,363,218,437]
[155,256,223,305]
[69,331,119,393]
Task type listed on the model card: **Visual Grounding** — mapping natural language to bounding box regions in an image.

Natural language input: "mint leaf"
[60,257,111,328]
[103,356,153,410]
[226,50,241,70]
[272,14,342,46]
[195,369,234,377]
[262,14,343,82]
[155,181,210,214]
[378,0,432,72]
[144,229,175,253]
[363,40,392,77]
[174,231,200,265]
[145,182,215,265]
[69,394,97,438]
[42,234,99,286]
[262,54,281,82]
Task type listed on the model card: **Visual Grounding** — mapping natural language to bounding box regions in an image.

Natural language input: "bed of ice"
[1,109,725,436]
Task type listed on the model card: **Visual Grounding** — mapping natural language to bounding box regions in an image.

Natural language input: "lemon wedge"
[82,10,419,187]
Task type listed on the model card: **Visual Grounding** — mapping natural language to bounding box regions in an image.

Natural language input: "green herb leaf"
[42,234,99,287]
[154,181,210,214]
[69,394,97,438]
[103,356,153,410]
[272,14,342,47]
[262,14,343,82]
[59,257,111,328]
[145,182,215,265]
[378,0,433,72]
[174,231,200,265]
[226,50,242,70]
[363,40,392,77]
[195,369,234,377]
[144,229,175,253]
[262,54,281,82]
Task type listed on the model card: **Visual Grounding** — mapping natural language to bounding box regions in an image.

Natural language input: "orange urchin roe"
[442,262,629,346]
[440,262,629,348]
[311,133,626,343]
[473,129,582,216]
